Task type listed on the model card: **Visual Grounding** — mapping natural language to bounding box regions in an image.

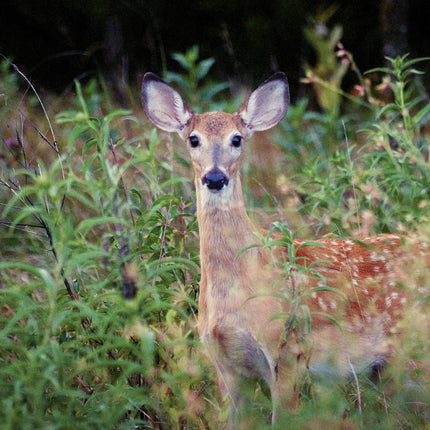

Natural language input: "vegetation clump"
[0,45,429,428]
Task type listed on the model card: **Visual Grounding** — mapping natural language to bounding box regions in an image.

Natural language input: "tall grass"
[1,44,429,429]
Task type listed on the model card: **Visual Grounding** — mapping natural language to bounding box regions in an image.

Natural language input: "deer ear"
[142,73,193,133]
[239,72,290,132]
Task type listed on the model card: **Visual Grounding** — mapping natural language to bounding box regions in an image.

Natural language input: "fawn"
[142,72,428,427]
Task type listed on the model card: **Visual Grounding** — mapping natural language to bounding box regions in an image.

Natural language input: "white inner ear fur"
[144,79,192,133]
[240,78,289,131]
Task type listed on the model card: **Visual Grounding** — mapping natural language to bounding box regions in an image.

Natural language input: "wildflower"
[341,57,351,66]
[5,138,18,148]
[300,71,315,84]
[376,75,393,92]
[351,85,366,97]
[336,43,348,57]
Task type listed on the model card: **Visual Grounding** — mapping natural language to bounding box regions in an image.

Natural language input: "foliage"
[241,222,346,340]
[358,55,430,232]
[0,65,217,429]
[303,5,350,115]
[163,45,231,112]
[1,46,429,430]
[288,53,430,236]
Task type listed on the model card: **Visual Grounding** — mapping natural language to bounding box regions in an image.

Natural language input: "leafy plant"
[0,69,214,429]
[163,45,231,111]
[302,5,350,116]
[358,55,430,231]
[292,54,430,235]
[1,46,429,429]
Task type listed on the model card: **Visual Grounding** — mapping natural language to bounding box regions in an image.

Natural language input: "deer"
[141,72,429,428]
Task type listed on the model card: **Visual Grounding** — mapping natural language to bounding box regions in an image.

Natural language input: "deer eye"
[189,136,199,148]
[232,135,242,148]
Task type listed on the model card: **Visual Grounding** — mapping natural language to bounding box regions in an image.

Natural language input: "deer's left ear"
[142,73,193,134]
[239,72,290,132]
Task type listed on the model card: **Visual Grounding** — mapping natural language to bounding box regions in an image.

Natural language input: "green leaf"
[402,56,430,69]
[151,195,179,211]
[103,109,131,124]
[235,243,262,260]
[67,249,110,269]
[300,304,312,333]
[310,311,343,332]
[200,82,230,101]
[196,58,215,81]
[308,259,333,269]
[172,53,192,71]
[302,285,348,303]
[67,123,90,150]
[377,102,401,119]
[365,66,393,75]
[414,102,430,126]
[296,241,326,251]
[76,216,126,236]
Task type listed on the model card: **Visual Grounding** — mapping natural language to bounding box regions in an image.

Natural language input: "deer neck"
[194,170,279,342]
[194,170,265,313]
[195,172,256,257]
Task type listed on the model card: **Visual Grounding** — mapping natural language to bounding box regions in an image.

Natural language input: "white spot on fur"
[317,297,327,311]
[329,299,337,310]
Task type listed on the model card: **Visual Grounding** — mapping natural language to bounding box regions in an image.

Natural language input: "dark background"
[1,0,429,97]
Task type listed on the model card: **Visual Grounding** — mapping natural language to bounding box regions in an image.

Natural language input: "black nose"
[202,168,229,191]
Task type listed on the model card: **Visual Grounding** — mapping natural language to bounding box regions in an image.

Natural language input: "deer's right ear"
[142,73,193,133]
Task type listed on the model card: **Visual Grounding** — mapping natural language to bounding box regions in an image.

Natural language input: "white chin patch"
[200,181,234,208]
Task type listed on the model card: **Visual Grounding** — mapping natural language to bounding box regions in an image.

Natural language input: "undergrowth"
[0,40,429,429]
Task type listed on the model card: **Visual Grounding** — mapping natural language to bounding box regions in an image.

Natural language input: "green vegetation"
[1,43,429,429]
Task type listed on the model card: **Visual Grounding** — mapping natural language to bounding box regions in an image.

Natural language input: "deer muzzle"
[202,168,229,191]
